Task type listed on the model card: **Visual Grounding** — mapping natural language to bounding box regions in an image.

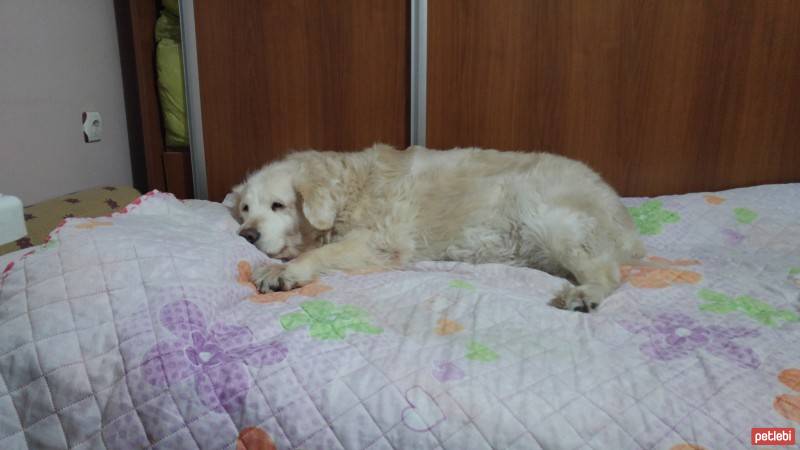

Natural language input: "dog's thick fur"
[232,144,644,311]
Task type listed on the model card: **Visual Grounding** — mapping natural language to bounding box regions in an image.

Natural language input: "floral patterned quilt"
[0,185,798,450]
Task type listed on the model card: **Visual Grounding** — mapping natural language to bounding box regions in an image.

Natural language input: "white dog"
[232,144,644,312]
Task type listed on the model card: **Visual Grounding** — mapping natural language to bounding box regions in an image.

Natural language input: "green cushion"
[155,7,181,42]
[162,0,180,17]
[155,5,188,147]
[156,38,188,146]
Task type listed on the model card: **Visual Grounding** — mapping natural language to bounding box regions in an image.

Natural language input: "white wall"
[0,0,132,205]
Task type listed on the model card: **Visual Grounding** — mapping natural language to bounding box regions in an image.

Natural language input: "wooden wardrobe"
[132,1,800,201]
[426,0,800,197]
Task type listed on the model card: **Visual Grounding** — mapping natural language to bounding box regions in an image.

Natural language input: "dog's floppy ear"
[295,179,336,230]
[296,182,336,231]
[225,182,245,223]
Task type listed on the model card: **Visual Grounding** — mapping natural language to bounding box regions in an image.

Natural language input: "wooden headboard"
[427,0,800,197]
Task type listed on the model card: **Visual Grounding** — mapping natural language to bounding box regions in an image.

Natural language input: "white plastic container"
[0,194,27,245]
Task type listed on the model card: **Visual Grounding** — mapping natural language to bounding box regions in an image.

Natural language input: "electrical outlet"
[82,112,102,143]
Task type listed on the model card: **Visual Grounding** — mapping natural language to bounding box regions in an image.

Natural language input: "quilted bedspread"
[1,185,798,450]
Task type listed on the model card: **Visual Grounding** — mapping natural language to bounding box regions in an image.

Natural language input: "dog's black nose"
[239,228,260,244]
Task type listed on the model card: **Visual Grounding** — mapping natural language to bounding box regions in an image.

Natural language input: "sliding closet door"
[427,0,800,196]
[194,1,409,201]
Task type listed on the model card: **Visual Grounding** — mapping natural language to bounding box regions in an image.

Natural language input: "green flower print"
[465,341,498,362]
[449,280,475,291]
[698,289,798,327]
[733,207,758,224]
[280,300,382,340]
[788,268,800,287]
[628,200,680,235]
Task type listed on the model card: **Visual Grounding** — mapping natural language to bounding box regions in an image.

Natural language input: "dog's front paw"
[252,264,312,292]
[549,285,600,313]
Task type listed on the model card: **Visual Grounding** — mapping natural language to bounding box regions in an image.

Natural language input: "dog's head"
[231,156,338,259]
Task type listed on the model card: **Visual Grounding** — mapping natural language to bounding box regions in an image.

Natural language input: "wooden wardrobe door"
[194,1,410,201]
[427,0,800,197]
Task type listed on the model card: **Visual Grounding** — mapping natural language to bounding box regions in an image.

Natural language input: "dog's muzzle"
[239,228,260,244]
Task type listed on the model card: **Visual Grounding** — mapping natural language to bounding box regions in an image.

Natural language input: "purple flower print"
[722,228,745,245]
[432,360,465,383]
[620,312,760,369]
[141,300,287,413]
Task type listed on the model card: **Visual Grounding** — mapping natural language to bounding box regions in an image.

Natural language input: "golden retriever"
[232,144,644,312]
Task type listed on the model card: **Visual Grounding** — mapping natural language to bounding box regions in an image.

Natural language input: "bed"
[0,185,798,449]
[0,187,141,257]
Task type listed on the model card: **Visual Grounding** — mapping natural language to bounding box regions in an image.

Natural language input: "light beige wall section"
[0,0,133,205]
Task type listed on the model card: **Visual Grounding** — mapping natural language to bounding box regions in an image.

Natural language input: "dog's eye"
[242,204,249,213]
[271,202,284,211]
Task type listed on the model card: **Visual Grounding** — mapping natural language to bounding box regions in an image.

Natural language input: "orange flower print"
[779,368,800,391]
[774,368,800,423]
[237,261,254,285]
[434,317,464,336]
[704,195,725,205]
[236,427,276,450]
[237,261,332,304]
[621,256,701,289]
[75,219,113,229]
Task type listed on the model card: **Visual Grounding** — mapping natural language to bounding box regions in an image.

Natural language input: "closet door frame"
[410,0,428,147]
[179,0,208,200]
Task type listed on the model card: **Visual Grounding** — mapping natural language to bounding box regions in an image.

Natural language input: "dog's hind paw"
[549,285,600,313]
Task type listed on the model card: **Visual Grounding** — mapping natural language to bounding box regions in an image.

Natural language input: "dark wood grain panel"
[114,0,166,192]
[163,150,193,199]
[195,0,410,201]
[427,0,800,196]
